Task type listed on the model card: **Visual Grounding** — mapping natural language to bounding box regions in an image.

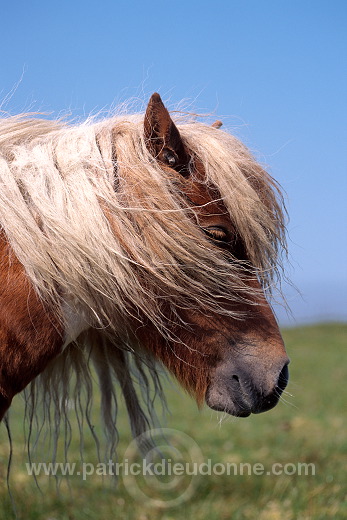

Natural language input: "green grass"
[0,323,346,519]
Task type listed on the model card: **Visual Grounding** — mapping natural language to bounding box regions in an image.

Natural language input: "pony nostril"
[232,374,240,383]
[277,363,289,392]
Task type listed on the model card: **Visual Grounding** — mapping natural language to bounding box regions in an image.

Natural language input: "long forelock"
[178,123,287,289]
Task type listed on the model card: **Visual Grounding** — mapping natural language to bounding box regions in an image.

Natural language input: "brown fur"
[0,232,63,417]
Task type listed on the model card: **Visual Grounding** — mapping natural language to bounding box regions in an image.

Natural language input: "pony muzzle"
[205,356,290,417]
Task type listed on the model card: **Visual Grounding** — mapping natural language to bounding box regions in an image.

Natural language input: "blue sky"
[1,1,346,324]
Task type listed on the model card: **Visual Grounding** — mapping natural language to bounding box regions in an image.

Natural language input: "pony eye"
[204,226,229,242]
[163,150,177,167]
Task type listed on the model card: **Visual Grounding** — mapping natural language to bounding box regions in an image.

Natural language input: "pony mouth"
[205,362,289,417]
[205,373,288,417]
[207,401,252,417]
[205,390,253,417]
[205,390,283,417]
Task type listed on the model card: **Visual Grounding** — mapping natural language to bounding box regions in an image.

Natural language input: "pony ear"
[144,93,188,169]
[211,120,223,129]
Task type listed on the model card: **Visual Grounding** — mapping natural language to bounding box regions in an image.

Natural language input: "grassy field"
[0,323,346,519]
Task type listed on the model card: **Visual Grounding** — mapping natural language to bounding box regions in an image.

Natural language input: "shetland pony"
[0,93,289,450]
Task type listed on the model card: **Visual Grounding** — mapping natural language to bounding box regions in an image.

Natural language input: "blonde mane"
[0,108,287,457]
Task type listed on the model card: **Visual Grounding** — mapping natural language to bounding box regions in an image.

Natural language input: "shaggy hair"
[0,109,286,459]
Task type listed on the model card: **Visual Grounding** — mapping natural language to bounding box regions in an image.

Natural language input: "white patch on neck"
[61,301,89,350]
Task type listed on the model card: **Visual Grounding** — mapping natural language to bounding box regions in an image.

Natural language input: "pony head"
[135,93,289,416]
[0,93,289,439]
